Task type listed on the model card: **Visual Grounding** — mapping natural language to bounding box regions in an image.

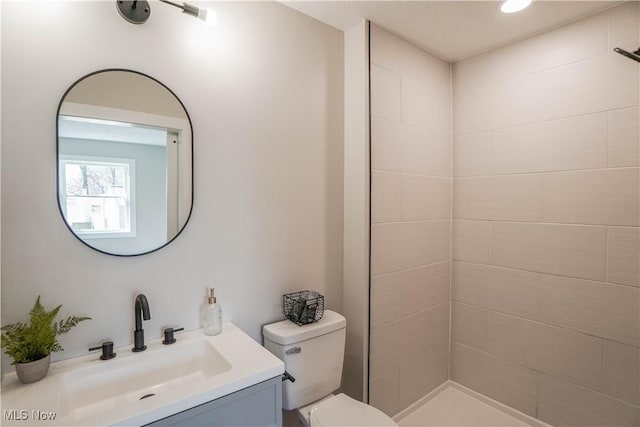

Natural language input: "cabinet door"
[146,377,282,427]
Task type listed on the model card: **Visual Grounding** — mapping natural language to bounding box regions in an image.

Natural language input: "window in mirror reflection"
[58,114,174,243]
[60,157,135,237]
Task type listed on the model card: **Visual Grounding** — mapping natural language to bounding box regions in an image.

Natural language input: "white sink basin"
[60,339,232,420]
[1,324,284,426]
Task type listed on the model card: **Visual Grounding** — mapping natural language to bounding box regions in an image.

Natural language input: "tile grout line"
[451,165,640,179]
[448,218,639,229]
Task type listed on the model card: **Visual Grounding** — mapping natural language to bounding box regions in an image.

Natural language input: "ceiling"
[281,1,623,62]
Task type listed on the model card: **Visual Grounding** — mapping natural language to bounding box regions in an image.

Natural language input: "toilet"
[263,310,397,427]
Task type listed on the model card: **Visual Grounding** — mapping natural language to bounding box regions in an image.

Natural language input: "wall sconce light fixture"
[117,0,216,26]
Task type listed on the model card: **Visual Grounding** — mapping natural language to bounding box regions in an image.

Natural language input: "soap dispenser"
[202,288,222,336]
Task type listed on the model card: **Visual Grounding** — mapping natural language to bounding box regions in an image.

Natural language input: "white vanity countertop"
[1,323,284,426]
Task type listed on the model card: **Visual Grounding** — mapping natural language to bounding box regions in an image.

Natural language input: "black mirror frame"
[56,68,194,257]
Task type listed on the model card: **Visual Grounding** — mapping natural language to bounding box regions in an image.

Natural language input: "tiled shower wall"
[451,3,640,426]
[369,24,451,416]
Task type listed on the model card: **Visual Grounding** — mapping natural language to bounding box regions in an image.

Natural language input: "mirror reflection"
[57,70,193,256]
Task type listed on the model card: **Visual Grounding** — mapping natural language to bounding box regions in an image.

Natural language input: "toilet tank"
[263,310,346,410]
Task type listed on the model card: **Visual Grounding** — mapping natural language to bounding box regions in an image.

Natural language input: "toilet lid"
[309,393,397,427]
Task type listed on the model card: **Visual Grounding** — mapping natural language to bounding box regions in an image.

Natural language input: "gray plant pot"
[15,354,51,384]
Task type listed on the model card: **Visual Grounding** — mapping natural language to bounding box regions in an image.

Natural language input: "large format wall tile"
[372,171,401,223]
[429,133,451,178]
[399,343,449,409]
[451,343,537,417]
[538,375,639,427]
[370,65,401,121]
[488,312,604,392]
[398,305,450,409]
[453,52,493,91]
[497,73,545,128]
[452,132,492,177]
[486,313,536,371]
[492,113,607,174]
[370,271,403,329]
[372,118,426,174]
[453,10,607,94]
[603,340,640,406]
[369,370,400,416]
[491,222,607,281]
[402,175,450,221]
[452,302,488,351]
[452,220,491,264]
[372,221,450,275]
[371,262,450,327]
[541,53,639,121]
[371,118,449,176]
[370,303,450,380]
[454,175,543,221]
[608,1,640,52]
[371,23,451,84]
[397,303,450,370]
[453,84,499,135]
[452,261,540,320]
[402,75,451,135]
[540,275,640,346]
[542,168,639,226]
[490,12,607,83]
[532,322,604,393]
[398,261,450,318]
[609,106,640,168]
[370,320,399,379]
[607,227,640,287]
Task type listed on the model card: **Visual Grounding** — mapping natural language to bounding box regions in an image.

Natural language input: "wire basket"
[283,291,324,326]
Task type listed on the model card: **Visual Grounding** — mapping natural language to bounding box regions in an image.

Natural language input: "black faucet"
[132,294,151,352]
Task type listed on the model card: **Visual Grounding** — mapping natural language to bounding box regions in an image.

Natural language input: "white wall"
[1,1,344,366]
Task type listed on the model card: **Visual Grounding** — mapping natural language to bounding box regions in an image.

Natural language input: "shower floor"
[395,381,550,427]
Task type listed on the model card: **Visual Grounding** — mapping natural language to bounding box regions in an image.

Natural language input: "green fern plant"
[1,296,91,364]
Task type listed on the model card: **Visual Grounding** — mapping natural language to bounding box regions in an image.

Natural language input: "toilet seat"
[308,393,397,426]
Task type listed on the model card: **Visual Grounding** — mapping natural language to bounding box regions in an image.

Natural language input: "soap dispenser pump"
[202,288,222,336]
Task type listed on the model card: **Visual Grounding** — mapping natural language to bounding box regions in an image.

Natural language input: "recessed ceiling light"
[501,0,532,14]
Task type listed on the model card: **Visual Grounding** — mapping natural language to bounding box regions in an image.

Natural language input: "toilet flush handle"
[285,346,301,354]
[282,371,296,382]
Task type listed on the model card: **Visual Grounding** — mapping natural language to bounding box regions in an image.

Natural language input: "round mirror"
[56,69,193,256]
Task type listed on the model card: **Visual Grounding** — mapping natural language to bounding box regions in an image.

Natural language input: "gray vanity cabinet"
[145,377,282,427]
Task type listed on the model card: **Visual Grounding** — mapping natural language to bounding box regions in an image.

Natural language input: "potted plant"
[1,295,90,383]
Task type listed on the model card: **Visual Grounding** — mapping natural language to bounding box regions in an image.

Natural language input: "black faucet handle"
[89,341,116,360]
[162,327,184,345]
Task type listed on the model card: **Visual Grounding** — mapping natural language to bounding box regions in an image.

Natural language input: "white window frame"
[59,155,137,239]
